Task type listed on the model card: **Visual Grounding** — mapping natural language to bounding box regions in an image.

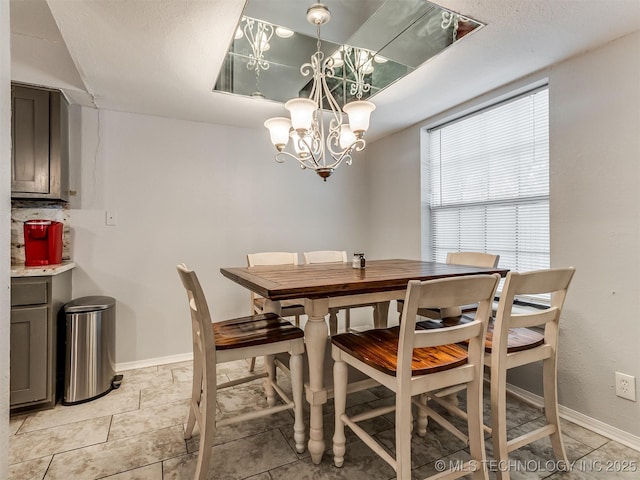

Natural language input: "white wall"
[1,1,11,476]
[546,31,640,435]
[365,125,421,261]
[68,108,370,364]
[366,32,640,437]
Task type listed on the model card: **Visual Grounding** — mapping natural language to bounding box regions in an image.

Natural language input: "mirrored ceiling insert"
[214,0,483,106]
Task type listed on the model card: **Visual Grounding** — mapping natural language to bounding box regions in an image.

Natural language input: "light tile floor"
[8,358,640,479]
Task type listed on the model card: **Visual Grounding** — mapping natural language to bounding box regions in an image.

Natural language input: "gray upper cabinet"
[11,84,69,201]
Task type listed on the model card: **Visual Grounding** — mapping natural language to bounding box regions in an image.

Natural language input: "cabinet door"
[11,85,51,194]
[10,305,48,405]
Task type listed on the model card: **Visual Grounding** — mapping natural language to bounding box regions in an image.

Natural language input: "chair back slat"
[303,250,348,264]
[510,307,560,330]
[414,320,483,347]
[446,251,500,268]
[406,274,501,311]
[247,252,299,266]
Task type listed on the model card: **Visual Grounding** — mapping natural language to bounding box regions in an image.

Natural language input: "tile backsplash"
[11,200,71,265]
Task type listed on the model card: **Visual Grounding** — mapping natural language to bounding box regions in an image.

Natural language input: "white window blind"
[424,88,549,280]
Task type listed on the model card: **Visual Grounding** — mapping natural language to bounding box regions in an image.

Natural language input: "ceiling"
[9,0,640,142]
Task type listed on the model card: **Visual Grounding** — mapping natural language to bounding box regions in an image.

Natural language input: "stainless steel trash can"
[63,296,121,405]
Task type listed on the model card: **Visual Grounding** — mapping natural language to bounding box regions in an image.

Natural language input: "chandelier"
[263,3,376,181]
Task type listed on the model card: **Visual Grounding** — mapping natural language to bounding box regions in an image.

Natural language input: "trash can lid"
[65,296,116,313]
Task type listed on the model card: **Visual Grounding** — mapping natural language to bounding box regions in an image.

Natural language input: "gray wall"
[1,1,11,476]
[67,107,371,365]
[546,31,640,434]
[365,31,640,437]
[365,125,422,261]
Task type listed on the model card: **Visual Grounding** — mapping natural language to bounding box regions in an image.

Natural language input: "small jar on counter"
[352,253,366,269]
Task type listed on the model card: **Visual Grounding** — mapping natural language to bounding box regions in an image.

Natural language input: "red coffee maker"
[24,220,63,266]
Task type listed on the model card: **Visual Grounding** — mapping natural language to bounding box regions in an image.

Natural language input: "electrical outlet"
[105,211,118,226]
[615,372,636,401]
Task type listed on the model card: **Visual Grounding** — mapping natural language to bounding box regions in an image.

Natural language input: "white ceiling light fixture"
[264,3,376,181]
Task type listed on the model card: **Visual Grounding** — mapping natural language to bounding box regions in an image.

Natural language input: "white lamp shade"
[331,50,344,68]
[339,124,357,149]
[275,27,294,38]
[343,100,376,133]
[264,117,291,148]
[285,98,317,132]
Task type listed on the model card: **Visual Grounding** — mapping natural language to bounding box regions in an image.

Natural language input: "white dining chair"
[177,263,305,480]
[424,267,575,480]
[247,252,305,371]
[247,252,305,324]
[331,273,500,479]
[488,267,575,479]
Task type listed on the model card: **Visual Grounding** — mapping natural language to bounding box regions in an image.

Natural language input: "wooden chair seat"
[331,326,469,376]
[417,317,545,353]
[213,313,304,350]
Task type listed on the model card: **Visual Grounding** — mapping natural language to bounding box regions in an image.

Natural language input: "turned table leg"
[304,298,329,464]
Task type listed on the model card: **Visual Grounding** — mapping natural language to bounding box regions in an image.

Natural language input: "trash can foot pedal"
[112,374,124,389]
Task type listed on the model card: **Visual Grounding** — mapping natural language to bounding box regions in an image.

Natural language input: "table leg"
[263,299,282,315]
[373,301,390,329]
[304,298,329,464]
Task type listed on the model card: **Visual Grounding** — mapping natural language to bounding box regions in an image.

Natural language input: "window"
[423,88,549,279]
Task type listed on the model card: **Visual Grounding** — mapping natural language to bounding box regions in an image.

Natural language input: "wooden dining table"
[220,258,508,464]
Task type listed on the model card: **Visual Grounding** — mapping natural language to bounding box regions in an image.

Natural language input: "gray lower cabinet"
[10,306,48,405]
[10,271,72,412]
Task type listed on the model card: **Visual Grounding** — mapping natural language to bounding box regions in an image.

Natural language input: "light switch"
[106,211,117,226]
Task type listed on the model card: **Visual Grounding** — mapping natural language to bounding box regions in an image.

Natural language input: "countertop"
[11,261,76,277]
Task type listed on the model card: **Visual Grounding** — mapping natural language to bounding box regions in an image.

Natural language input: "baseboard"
[115,352,193,372]
[507,384,640,452]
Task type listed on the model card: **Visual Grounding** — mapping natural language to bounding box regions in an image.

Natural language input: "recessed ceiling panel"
[213,0,483,106]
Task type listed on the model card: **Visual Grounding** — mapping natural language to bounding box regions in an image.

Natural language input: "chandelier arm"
[326,137,365,162]
[293,133,323,169]
[320,67,343,124]
[274,150,319,170]
[319,144,356,170]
